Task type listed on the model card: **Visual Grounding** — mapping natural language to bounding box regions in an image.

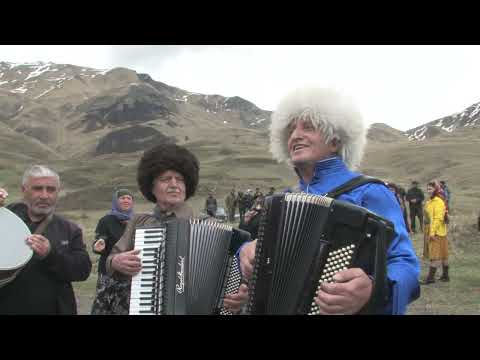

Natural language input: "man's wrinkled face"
[287,119,338,166]
[152,170,186,210]
[22,176,59,217]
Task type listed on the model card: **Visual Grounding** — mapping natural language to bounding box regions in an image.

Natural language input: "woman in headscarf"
[422,180,449,284]
[91,188,135,315]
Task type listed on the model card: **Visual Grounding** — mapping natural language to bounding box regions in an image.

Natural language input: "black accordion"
[246,193,395,315]
[129,218,249,315]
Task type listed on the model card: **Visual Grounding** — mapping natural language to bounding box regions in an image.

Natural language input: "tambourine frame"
[0,207,33,271]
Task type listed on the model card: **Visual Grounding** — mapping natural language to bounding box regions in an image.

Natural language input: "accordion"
[246,193,395,315]
[129,218,248,315]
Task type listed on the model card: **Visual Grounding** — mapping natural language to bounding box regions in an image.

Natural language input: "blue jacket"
[295,157,420,314]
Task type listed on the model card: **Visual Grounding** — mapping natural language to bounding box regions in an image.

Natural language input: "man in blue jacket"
[239,87,420,315]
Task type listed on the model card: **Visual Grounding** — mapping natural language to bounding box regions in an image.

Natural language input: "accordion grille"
[269,193,330,313]
[247,193,332,314]
[187,219,233,314]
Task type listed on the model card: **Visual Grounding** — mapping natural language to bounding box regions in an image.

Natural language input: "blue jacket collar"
[295,156,347,187]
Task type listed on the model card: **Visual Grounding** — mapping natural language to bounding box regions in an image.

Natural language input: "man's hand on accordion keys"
[239,239,257,280]
[223,284,249,313]
[314,268,373,315]
[111,249,142,276]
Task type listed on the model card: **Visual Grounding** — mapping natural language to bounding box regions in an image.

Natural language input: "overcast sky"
[1,45,480,131]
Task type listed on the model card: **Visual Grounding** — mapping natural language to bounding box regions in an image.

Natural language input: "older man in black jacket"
[0,165,91,314]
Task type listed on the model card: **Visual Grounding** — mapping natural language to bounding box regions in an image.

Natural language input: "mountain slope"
[406,101,480,141]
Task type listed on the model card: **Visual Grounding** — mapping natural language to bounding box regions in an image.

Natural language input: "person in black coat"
[406,180,425,233]
[90,189,134,315]
[0,165,91,315]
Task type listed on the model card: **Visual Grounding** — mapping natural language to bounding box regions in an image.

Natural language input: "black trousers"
[409,204,423,231]
[239,207,246,220]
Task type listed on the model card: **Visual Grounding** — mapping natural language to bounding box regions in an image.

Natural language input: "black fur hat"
[137,143,200,203]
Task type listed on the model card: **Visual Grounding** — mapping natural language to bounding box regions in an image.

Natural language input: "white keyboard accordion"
[129,218,247,315]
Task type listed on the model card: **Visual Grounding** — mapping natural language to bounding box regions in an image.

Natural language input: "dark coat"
[0,203,92,314]
[205,196,218,213]
[406,187,425,207]
[93,214,127,275]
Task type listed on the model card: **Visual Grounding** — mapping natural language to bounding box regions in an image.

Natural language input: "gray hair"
[269,87,367,170]
[22,165,60,186]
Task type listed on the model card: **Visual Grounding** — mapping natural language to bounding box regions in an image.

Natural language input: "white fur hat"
[269,87,367,170]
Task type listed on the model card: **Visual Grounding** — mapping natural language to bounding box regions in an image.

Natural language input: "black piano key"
[139,308,155,313]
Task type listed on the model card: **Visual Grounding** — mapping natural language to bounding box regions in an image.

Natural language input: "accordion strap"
[325,175,387,199]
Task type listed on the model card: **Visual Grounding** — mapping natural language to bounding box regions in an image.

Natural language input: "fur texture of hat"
[137,143,199,203]
[269,87,367,170]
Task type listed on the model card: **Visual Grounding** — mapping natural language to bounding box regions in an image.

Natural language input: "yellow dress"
[423,196,448,261]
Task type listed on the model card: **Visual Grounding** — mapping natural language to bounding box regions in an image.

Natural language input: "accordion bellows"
[246,193,394,315]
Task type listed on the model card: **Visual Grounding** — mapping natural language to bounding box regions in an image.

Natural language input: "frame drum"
[0,207,32,287]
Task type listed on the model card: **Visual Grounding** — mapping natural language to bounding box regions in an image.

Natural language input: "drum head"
[0,207,33,271]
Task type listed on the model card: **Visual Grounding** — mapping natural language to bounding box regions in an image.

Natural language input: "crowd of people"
[0,85,462,315]
[205,186,274,224]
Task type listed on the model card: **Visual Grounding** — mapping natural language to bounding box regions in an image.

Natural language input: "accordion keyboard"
[308,244,355,315]
[129,227,166,315]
